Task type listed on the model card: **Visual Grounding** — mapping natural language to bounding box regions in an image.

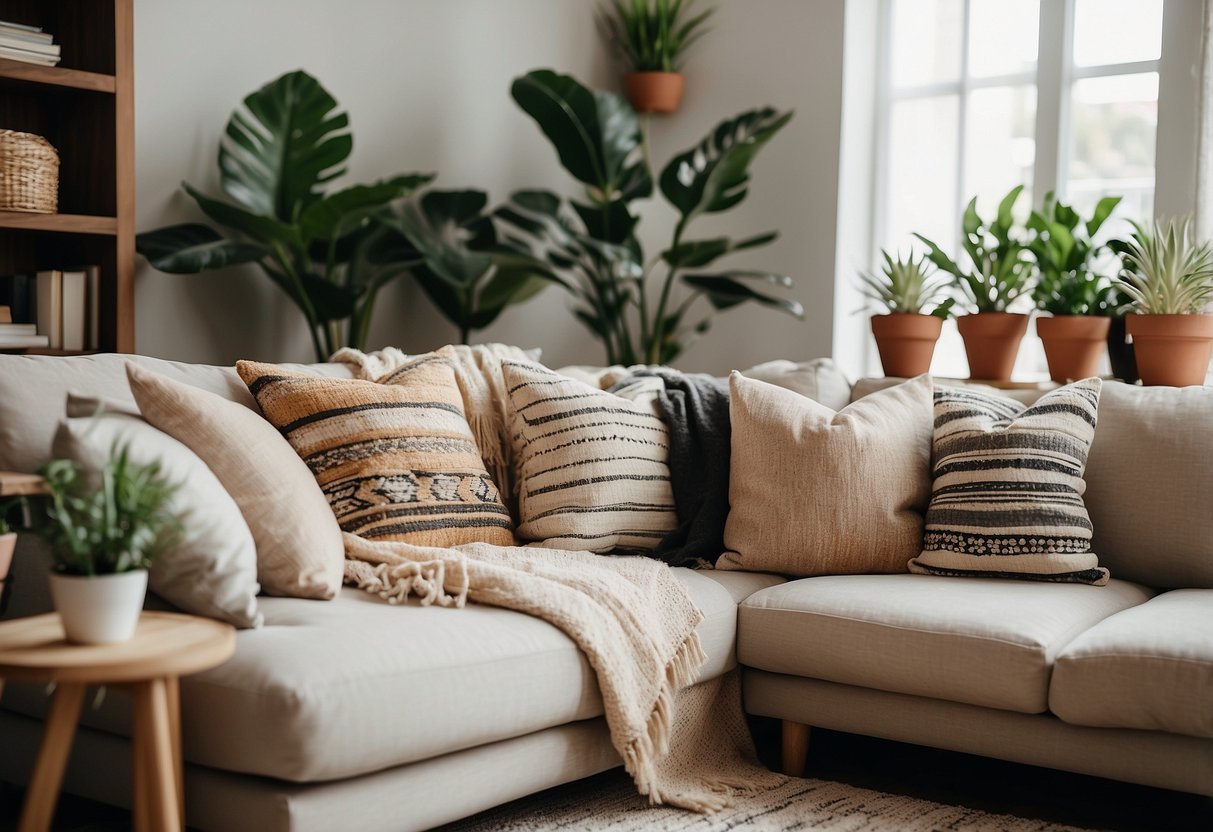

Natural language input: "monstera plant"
[136,70,433,361]
[497,69,801,365]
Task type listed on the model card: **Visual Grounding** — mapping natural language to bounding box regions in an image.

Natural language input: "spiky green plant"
[1115,218,1213,315]
[858,250,955,318]
[599,0,714,72]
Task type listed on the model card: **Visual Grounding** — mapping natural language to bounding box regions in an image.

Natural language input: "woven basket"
[0,129,59,213]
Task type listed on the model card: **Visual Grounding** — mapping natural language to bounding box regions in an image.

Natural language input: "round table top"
[0,611,235,684]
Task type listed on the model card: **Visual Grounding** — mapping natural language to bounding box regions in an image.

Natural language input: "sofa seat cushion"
[738,574,1152,713]
[0,567,781,783]
[1050,589,1213,738]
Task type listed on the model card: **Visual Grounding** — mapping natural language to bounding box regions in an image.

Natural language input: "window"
[867,0,1179,379]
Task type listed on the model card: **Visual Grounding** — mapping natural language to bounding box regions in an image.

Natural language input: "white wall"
[133,0,847,372]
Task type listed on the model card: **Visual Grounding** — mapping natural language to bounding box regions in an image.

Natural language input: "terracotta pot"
[625,72,685,114]
[956,312,1030,381]
[1126,313,1213,387]
[870,313,943,378]
[1036,315,1111,383]
[1106,316,1139,384]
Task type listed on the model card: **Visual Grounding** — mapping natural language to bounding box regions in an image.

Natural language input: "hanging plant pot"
[957,312,1029,380]
[1126,314,1213,387]
[871,313,943,378]
[1036,315,1111,383]
[1106,316,1139,383]
[48,569,148,645]
[625,72,685,114]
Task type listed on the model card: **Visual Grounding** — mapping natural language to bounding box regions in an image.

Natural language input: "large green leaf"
[659,108,792,223]
[384,190,496,288]
[136,224,268,273]
[662,231,778,269]
[218,70,352,222]
[682,271,804,316]
[511,69,651,202]
[297,173,434,243]
[182,183,300,249]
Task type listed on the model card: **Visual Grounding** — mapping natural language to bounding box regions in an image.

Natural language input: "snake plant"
[859,250,955,318]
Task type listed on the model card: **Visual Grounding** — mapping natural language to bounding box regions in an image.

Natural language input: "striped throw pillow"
[236,356,515,548]
[908,378,1108,585]
[503,359,676,553]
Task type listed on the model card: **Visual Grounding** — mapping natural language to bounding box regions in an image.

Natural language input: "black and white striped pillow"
[503,359,676,553]
[908,378,1109,585]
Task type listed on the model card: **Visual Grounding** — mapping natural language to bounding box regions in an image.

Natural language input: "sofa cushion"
[738,573,1152,713]
[1085,382,1213,589]
[1050,589,1213,738]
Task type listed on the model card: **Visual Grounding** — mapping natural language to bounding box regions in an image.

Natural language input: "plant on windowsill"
[1114,217,1213,387]
[915,185,1035,380]
[498,69,802,365]
[33,444,181,645]
[858,250,955,378]
[1027,192,1122,382]
[599,0,715,113]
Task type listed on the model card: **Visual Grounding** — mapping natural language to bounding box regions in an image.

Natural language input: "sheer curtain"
[1197,1,1213,241]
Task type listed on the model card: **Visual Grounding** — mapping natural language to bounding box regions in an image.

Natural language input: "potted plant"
[1028,193,1122,382]
[599,0,715,114]
[33,444,180,645]
[1115,217,1213,387]
[858,250,955,377]
[916,185,1035,380]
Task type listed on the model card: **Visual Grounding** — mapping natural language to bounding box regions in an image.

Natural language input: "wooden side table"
[0,611,235,832]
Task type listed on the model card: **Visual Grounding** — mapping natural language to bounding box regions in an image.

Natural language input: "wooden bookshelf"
[0,0,134,353]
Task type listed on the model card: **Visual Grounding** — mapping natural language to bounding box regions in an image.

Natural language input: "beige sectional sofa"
[1,354,1211,831]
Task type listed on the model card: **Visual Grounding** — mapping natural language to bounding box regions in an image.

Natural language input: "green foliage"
[1027,193,1122,316]
[858,250,955,319]
[501,69,801,365]
[137,70,433,361]
[374,190,551,344]
[915,185,1035,313]
[1115,217,1213,315]
[34,444,181,577]
[599,0,714,72]
[0,497,22,536]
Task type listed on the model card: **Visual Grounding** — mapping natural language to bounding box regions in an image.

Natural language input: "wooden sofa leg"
[781,720,811,777]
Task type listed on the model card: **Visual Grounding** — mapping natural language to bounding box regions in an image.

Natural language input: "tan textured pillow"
[126,363,344,599]
[236,357,515,548]
[719,373,933,576]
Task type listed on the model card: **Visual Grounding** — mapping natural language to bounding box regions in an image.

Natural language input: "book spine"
[34,270,62,349]
[85,265,100,351]
[0,36,59,55]
[60,270,86,351]
[0,274,32,324]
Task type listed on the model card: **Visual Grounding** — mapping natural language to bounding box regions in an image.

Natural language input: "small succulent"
[859,250,955,319]
[599,0,715,73]
[1114,217,1213,315]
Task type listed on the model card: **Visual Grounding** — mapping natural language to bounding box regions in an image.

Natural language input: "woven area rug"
[437,769,1090,831]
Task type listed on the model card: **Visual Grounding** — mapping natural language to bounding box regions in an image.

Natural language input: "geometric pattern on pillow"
[502,359,676,553]
[237,355,515,548]
[908,378,1110,586]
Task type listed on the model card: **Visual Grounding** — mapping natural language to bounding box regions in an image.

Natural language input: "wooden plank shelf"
[0,471,50,497]
[0,58,115,93]
[0,212,117,235]
[0,348,98,356]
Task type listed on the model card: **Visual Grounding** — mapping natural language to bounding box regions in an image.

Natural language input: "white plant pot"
[48,569,148,645]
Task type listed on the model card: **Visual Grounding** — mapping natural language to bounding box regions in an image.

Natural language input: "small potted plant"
[33,444,180,644]
[1115,217,1213,387]
[599,0,715,113]
[859,250,955,377]
[916,185,1035,380]
[1028,193,1122,382]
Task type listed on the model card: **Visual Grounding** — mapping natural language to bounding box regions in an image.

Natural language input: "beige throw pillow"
[126,363,344,600]
[53,412,262,628]
[719,373,933,576]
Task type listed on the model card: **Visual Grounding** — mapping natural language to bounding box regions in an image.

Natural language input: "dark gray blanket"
[611,369,731,567]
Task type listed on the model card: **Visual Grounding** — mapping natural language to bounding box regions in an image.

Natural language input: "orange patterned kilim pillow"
[236,356,515,548]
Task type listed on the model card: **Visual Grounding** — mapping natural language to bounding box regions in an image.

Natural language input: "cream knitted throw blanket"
[343,533,783,812]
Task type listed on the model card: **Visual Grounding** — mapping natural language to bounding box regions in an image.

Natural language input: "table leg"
[165,675,184,826]
[18,681,86,832]
[131,678,180,832]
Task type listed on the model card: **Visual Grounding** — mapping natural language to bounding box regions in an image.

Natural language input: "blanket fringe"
[343,556,469,608]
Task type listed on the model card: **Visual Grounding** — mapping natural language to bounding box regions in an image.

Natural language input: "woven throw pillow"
[503,358,675,553]
[908,378,1109,586]
[237,356,515,548]
[127,363,344,600]
[719,373,933,576]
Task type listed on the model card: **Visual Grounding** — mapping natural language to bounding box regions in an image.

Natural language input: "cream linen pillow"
[53,412,262,627]
[126,363,344,600]
[719,373,933,576]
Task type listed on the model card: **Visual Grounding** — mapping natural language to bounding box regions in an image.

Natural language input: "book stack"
[0,267,101,350]
[0,19,60,67]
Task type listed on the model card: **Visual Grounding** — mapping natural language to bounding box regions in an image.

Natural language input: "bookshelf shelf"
[0,347,95,356]
[0,58,115,93]
[0,211,116,235]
